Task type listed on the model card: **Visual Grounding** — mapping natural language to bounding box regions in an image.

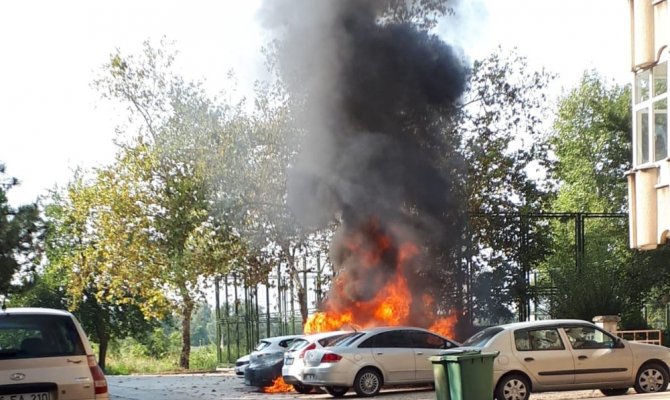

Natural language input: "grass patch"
[101,335,219,375]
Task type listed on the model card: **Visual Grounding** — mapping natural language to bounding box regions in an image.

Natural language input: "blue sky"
[0,0,630,207]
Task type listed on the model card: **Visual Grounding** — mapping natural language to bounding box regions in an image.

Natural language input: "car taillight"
[299,343,316,358]
[87,355,108,395]
[321,353,342,363]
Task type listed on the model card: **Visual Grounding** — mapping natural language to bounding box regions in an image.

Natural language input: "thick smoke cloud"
[262,0,467,312]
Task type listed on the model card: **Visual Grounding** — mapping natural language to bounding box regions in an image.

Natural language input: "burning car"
[243,334,302,388]
[301,326,459,397]
[282,331,355,393]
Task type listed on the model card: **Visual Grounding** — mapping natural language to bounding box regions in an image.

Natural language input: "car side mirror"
[614,338,625,349]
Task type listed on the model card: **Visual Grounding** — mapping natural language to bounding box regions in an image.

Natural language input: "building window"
[635,61,668,165]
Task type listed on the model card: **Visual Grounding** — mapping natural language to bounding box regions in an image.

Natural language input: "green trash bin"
[429,349,499,400]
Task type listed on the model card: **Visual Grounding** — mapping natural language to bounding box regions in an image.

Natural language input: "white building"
[627,0,669,250]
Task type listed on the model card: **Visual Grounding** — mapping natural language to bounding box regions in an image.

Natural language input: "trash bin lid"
[429,348,499,362]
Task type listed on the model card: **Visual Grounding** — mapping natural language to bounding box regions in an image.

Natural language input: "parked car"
[244,334,302,387]
[282,331,354,393]
[301,326,459,397]
[234,354,250,376]
[0,307,109,400]
[461,319,670,400]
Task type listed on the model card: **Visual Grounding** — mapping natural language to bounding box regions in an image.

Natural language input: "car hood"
[626,340,670,360]
[236,354,250,363]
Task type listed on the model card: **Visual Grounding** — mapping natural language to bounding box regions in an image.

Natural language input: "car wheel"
[599,388,629,396]
[634,363,669,393]
[324,386,349,397]
[353,368,382,397]
[293,383,313,394]
[495,374,531,400]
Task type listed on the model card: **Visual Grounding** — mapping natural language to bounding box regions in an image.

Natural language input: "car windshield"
[0,314,86,359]
[462,326,504,348]
[254,340,271,351]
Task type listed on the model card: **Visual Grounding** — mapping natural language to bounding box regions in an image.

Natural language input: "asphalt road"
[106,370,670,400]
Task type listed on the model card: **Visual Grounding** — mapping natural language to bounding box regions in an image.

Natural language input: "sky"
[0,0,631,207]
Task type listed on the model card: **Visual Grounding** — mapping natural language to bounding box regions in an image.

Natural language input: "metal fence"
[214,212,640,365]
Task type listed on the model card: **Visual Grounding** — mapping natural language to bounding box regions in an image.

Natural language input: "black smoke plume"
[262,0,468,321]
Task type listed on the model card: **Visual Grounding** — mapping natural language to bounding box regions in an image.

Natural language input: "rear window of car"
[462,326,504,348]
[0,314,86,359]
[254,341,271,351]
[332,332,365,347]
[288,338,309,351]
[318,333,351,347]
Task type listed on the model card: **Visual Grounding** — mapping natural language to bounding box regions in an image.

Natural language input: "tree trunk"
[91,296,110,371]
[98,336,109,372]
[284,244,309,326]
[179,292,194,369]
[297,287,308,325]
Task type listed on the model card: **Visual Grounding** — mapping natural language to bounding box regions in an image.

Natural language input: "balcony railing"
[614,329,663,345]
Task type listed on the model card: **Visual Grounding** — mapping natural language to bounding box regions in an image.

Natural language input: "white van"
[0,307,109,399]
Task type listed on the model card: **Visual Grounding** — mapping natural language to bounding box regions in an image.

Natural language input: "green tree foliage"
[43,170,163,369]
[543,71,651,324]
[551,71,631,211]
[0,163,43,299]
[379,0,456,29]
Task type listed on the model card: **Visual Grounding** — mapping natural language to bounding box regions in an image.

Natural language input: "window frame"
[634,58,668,166]
[513,328,565,352]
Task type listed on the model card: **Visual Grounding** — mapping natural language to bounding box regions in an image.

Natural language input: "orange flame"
[304,218,458,338]
[262,377,294,393]
[429,314,458,339]
[304,310,354,334]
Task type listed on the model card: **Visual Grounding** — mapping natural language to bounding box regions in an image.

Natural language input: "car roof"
[0,307,74,317]
[496,319,595,330]
[260,334,303,343]
[300,331,352,341]
[357,326,439,335]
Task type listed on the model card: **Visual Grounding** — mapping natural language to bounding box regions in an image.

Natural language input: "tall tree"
[0,163,43,300]
[458,49,555,324]
[93,41,248,368]
[543,71,650,324]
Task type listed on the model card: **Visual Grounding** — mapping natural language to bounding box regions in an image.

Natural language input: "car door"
[512,328,575,388]
[410,330,457,381]
[365,330,416,383]
[563,325,633,384]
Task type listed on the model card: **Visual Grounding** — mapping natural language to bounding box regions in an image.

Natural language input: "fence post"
[215,276,222,364]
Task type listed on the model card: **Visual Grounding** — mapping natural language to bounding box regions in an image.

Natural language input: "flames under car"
[243,335,301,388]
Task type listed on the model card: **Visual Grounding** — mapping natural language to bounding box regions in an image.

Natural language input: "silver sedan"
[301,326,459,397]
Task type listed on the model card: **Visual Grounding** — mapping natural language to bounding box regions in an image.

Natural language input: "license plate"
[0,393,51,400]
[304,374,315,381]
[285,358,293,365]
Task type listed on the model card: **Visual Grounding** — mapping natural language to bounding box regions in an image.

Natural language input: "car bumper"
[282,359,307,384]
[235,364,248,376]
[300,365,354,387]
[244,362,283,387]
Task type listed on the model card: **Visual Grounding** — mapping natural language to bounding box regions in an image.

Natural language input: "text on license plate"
[304,374,315,381]
[0,393,50,400]
[285,358,293,365]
